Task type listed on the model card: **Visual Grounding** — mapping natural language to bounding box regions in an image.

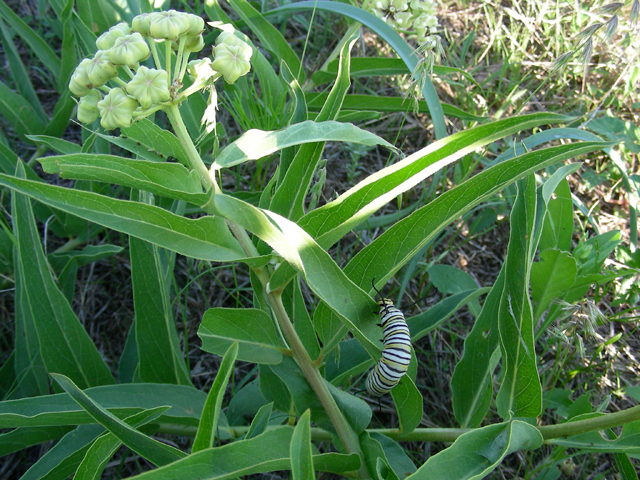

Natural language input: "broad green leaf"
[49,244,124,269]
[408,420,543,479]
[577,229,622,275]
[549,418,640,453]
[198,308,286,364]
[19,424,105,480]
[125,427,360,479]
[211,193,380,357]
[50,373,187,467]
[300,113,574,250]
[131,236,192,385]
[193,342,238,452]
[285,280,321,360]
[496,176,542,419]
[451,270,505,428]
[0,174,246,262]
[38,154,207,204]
[245,402,273,439]
[306,93,486,122]
[539,177,576,253]
[214,120,398,169]
[269,32,358,221]
[291,409,314,480]
[12,163,115,389]
[370,432,417,478]
[359,431,399,480]
[226,0,303,82]
[408,288,489,342]
[227,380,268,426]
[0,81,47,139]
[530,249,577,320]
[0,0,61,79]
[314,141,611,356]
[26,135,82,155]
[0,425,72,456]
[74,407,169,480]
[390,375,423,436]
[122,119,190,166]
[266,1,446,140]
[0,383,206,428]
[0,19,47,121]
[325,337,373,386]
[84,127,170,162]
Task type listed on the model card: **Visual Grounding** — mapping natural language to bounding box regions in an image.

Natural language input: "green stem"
[158,403,640,444]
[148,38,162,71]
[166,103,368,478]
[165,39,172,77]
[165,103,217,191]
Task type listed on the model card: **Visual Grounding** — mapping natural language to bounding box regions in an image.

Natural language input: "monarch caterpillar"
[365,292,412,397]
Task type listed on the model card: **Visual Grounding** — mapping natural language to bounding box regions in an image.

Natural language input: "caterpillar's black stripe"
[366,298,411,397]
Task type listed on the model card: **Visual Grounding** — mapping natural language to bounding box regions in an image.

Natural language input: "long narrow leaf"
[192,342,238,452]
[0,174,246,262]
[50,373,187,467]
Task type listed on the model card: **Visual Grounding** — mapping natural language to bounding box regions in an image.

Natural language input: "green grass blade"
[0,19,47,121]
[0,0,61,79]
[495,176,542,419]
[266,1,446,139]
[407,420,542,479]
[0,174,246,262]
[306,93,486,122]
[39,154,208,205]
[192,342,238,452]
[214,120,398,169]
[131,235,192,386]
[198,308,286,364]
[226,0,303,82]
[12,162,115,390]
[291,409,315,480]
[50,373,187,467]
[0,81,47,139]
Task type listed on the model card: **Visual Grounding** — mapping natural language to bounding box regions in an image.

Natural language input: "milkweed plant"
[0,2,638,480]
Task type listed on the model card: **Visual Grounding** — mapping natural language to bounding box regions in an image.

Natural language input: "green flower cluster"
[69,11,254,130]
[370,0,440,50]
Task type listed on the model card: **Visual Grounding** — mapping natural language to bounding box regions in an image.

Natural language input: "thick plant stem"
[266,291,368,478]
[166,103,369,478]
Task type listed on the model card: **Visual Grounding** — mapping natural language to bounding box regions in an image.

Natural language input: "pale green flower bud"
[185,13,205,35]
[96,22,131,50]
[86,50,118,87]
[77,90,102,124]
[108,32,150,67]
[97,87,138,130]
[215,32,253,59]
[184,34,205,53]
[211,43,252,84]
[126,65,170,109]
[148,10,190,40]
[187,58,215,83]
[69,58,93,97]
[132,13,151,36]
[410,0,436,15]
